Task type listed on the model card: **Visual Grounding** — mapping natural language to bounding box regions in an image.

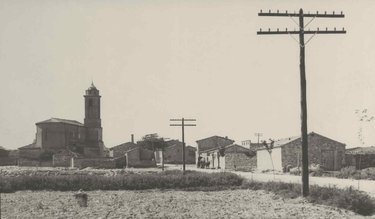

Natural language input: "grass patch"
[1,169,374,216]
[0,170,243,192]
[241,180,375,216]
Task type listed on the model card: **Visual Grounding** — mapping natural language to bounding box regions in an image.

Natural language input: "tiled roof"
[200,144,250,153]
[196,135,234,143]
[0,146,7,150]
[257,132,345,151]
[110,142,138,150]
[346,146,375,155]
[18,143,40,150]
[36,118,84,126]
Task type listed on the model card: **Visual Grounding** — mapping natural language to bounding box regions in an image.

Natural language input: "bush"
[240,180,375,216]
[0,170,244,193]
[309,185,375,216]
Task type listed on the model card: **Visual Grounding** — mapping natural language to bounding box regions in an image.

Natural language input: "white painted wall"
[257,148,282,171]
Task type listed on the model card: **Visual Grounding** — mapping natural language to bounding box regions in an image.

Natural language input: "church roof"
[36,118,84,126]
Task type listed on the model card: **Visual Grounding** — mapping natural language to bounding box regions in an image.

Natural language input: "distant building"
[124,146,156,168]
[345,146,375,170]
[196,135,235,165]
[110,142,138,158]
[155,140,196,164]
[109,134,157,168]
[19,83,106,158]
[0,146,9,158]
[199,144,256,170]
[257,132,346,171]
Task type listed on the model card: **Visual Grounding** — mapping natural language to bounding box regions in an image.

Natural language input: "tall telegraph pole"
[257,9,346,197]
[170,118,196,174]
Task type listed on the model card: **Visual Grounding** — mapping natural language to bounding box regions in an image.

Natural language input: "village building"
[199,144,256,170]
[108,134,156,168]
[196,135,235,165]
[124,146,156,168]
[110,142,138,158]
[154,140,196,164]
[18,82,106,159]
[345,146,375,169]
[256,132,346,171]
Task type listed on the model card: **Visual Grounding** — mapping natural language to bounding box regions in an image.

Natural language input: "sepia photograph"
[0,0,375,218]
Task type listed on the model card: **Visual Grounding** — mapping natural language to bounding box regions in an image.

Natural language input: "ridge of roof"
[257,132,345,151]
[110,142,137,149]
[200,143,249,153]
[196,135,234,143]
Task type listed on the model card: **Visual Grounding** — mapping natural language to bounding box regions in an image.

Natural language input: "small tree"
[138,133,167,170]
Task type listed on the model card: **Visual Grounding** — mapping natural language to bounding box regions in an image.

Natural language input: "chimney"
[131,134,134,143]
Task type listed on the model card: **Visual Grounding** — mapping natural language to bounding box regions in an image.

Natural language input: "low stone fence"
[18,159,53,167]
[225,153,257,170]
[72,157,116,169]
[0,157,18,166]
[52,154,72,167]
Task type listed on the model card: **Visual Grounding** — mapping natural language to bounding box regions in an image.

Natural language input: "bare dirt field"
[2,189,368,219]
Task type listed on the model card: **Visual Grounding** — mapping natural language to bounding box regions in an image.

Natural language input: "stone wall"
[19,148,43,159]
[37,123,85,150]
[126,147,156,168]
[111,142,138,158]
[345,154,375,169]
[197,136,234,152]
[0,157,17,166]
[72,157,116,169]
[225,153,256,170]
[18,159,53,167]
[281,133,345,171]
[163,145,196,164]
[52,154,72,167]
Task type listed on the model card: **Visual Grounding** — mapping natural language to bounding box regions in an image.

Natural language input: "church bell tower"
[84,82,104,157]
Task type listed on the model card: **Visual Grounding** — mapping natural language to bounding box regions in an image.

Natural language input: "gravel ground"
[1,189,368,219]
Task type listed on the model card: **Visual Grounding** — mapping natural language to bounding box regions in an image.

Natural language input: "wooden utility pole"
[170,118,196,174]
[257,8,346,197]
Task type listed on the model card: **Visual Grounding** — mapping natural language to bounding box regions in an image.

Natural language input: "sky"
[0,0,375,150]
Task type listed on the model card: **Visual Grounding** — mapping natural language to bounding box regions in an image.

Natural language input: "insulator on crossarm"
[316,11,318,14]
[277,10,279,13]
[326,27,328,31]
[341,11,343,15]
[277,28,279,32]
[260,9,263,13]
[333,11,335,15]
[286,28,288,31]
[269,9,271,13]
[324,11,327,14]
[342,27,345,31]
[260,28,262,32]
[334,27,336,31]
[317,27,319,31]
[268,28,270,32]
[286,10,288,13]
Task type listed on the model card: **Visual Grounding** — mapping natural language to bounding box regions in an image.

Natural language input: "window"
[88,99,93,107]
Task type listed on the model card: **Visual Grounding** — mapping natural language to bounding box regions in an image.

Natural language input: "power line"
[257,8,346,197]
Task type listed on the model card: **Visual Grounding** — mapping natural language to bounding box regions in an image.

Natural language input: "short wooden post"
[74,191,88,207]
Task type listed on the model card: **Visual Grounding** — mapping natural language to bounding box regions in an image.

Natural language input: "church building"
[19,83,105,158]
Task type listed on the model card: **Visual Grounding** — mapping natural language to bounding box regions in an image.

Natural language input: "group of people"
[197,156,211,169]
